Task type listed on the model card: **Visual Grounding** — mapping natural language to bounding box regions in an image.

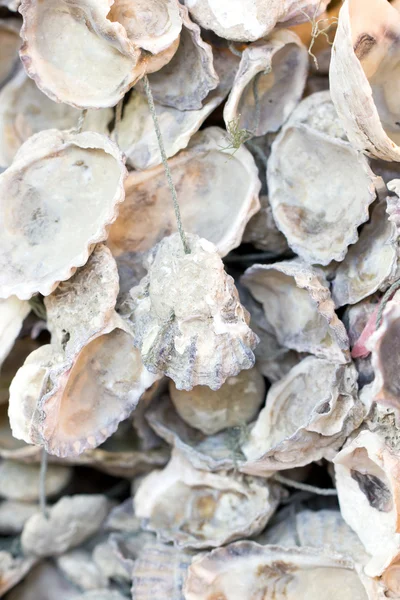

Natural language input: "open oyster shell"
[224,30,308,137]
[182,0,329,42]
[330,0,400,162]
[184,542,369,600]
[241,357,363,474]
[134,449,282,549]
[0,297,30,368]
[241,259,350,363]
[21,494,109,557]
[0,459,72,502]
[267,91,377,265]
[0,70,113,168]
[0,129,126,300]
[109,127,260,262]
[332,199,399,307]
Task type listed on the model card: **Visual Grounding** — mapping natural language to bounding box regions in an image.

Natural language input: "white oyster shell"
[241,357,363,474]
[184,542,369,600]
[267,91,377,265]
[56,550,108,591]
[0,129,126,300]
[21,494,109,557]
[0,500,39,535]
[0,69,113,168]
[330,0,400,161]
[332,199,399,307]
[182,0,329,42]
[109,127,260,261]
[134,449,282,549]
[0,19,20,89]
[224,30,308,136]
[127,233,258,391]
[0,459,72,502]
[241,259,350,363]
[0,297,30,369]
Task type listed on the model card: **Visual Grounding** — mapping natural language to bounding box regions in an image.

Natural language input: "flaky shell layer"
[0,129,126,300]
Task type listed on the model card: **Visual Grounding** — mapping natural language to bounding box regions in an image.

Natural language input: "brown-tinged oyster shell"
[134,449,282,549]
[126,233,258,391]
[224,30,308,136]
[109,127,260,261]
[0,297,30,368]
[21,494,109,557]
[169,366,265,435]
[0,459,72,502]
[182,0,329,42]
[0,500,38,535]
[0,70,113,168]
[241,259,350,363]
[0,550,37,598]
[0,129,126,300]
[0,19,20,89]
[334,429,400,578]
[9,246,158,457]
[332,199,399,307]
[241,357,363,474]
[6,561,80,600]
[183,542,369,600]
[329,0,400,162]
[56,549,108,592]
[267,91,377,265]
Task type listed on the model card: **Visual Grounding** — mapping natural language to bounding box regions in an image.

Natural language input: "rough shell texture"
[0,19,20,89]
[127,233,258,391]
[134,449,282,549]
[0,296,30,368]
[183,541,368,600]
[241,259,350,363]
[21,494,109,557]
[0,129,126,299]
[334,430,400,577]
[182,0,330,42]
[241,357,363,474]
[19,0,144,109]
[0,459,72,501]
[224,30,308,137]
[330,0,400,161]
[0,69,113,168]
[267,91,377,265]
[169,366,265,435]
[332,199,399,307]
[109,127,261,261]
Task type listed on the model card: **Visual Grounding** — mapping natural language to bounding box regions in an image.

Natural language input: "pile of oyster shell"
[1,0,400,598]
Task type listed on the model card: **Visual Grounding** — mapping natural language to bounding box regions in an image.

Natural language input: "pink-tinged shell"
[330,0,400,162]
[224,30,308,137]
[0,129,126,300]
[0,19,21,89]
[241,259,350,363]
[182,0,329,42]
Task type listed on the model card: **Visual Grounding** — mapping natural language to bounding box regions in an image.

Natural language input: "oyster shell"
[109,127,260,261]
[75,593,126,600]
[241,259,350,363]
[0,459,72,502]
[387,178,400,232]
[184,542,369,600]
[0,549,37,598]
[182,0,329,42]
[242,193,290,256]
[0,500,38,535]
[126,233,258,391]
[56,549,108,591]
[329,0,400,161]
[0,19,20,89]
[0,70,113,168]
[241,357,363,474]
[134,449,282,549]
[334,429,400,577]
[169,366,265,435]
[224,30,308,136]
[267,91,377,265]
[0,129,126,300]
[0,297,30,368]
[21,494,109,557]
[332,199,399,307]
[5,561,79,600]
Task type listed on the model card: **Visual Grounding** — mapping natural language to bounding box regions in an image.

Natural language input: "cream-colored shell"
[109,127,260,260]
[267,91,377,265]
[241,357,363,474]
[127,233,258,391]
[183,0,330,42]
[224,30,308,136]
[330,0,400,162]
[0,129,126,299]
[134,449,282,549]
[0,19,20,89]
[0,69,113,168]
[0,297,30,369]
[241,259,350,363]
